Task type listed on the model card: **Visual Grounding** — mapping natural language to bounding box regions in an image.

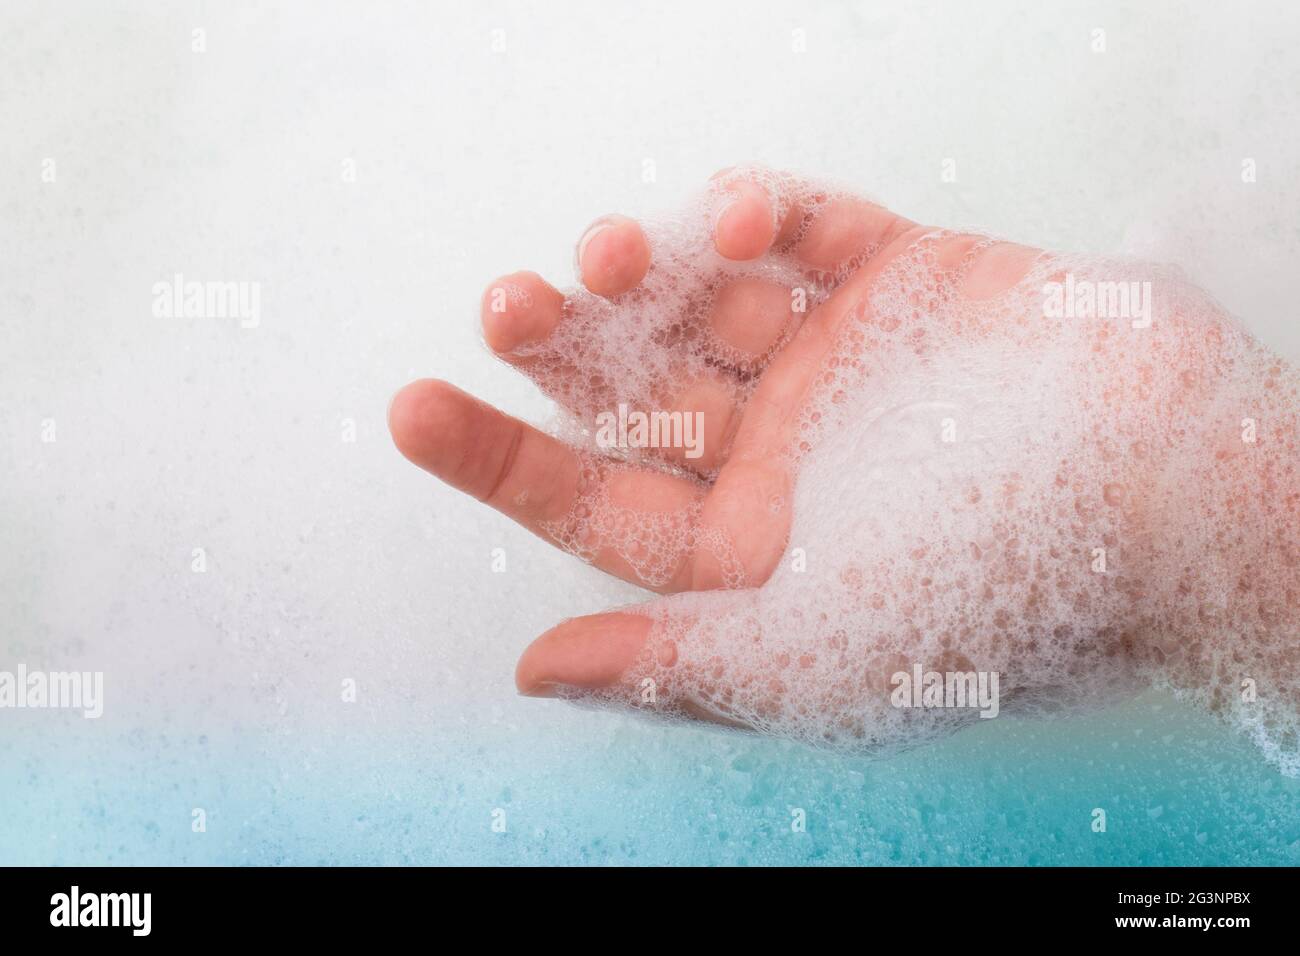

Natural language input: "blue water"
[3,690,1298,866]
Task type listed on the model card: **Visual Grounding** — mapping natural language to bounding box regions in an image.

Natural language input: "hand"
[389,167,1298,759]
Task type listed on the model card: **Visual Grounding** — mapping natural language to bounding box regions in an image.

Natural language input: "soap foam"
[513,174,1300,772]
[512,169,853,461]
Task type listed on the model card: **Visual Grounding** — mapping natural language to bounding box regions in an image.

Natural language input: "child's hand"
[390,167,1299,766]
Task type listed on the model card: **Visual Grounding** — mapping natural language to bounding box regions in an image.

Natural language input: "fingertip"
[514,642,557,698]
[577,215,651,298]
[516,613,653,697]
[480,271,564,354]
[713,182,776,261]
[388,378,466,467]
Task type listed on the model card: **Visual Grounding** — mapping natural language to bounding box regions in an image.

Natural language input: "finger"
[480,271,626,422]
[480,270,565,355]
[958,240,1042,299]
[389,378,576,523]
[789,195,914,276]
[591,373,740,478]
[703,167,914,379]
[388,378,718,592]
[577,214,651,298]
[709,167,802,261]
[713,178,779,261]
[709,166,915,277]
[706,275,802,368]
[515,612,656,698]
[515,597,770,730]
[478,271,744,476]
[516,601,998,744]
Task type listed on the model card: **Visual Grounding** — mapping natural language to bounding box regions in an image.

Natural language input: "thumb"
[515,592,760,729]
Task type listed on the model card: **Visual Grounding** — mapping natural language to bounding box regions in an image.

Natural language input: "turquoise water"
[3,690,1297,866]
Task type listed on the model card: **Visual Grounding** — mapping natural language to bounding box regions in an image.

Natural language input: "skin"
[388,168,1299,742]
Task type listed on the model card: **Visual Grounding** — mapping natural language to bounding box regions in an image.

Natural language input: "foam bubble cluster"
[539,454,747,590]
[512,169,854,468]
[515,174,1300,773]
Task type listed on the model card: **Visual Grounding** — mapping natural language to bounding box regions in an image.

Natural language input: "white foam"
[527,179,1300,772]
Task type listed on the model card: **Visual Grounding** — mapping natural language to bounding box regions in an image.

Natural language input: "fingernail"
[518,680,566,699]
[576,221,612,271]
[712,194,738,233]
